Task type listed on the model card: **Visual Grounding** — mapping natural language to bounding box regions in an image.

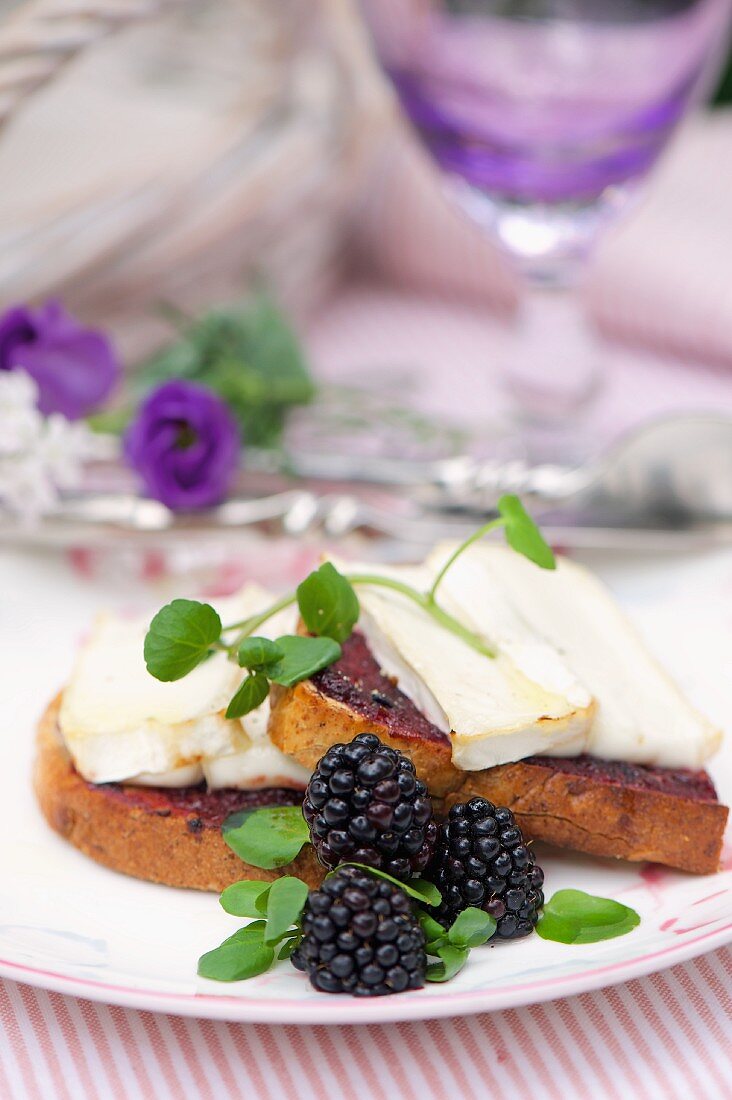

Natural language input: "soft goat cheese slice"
[341,559,595,771]
[201,602,310,791]
[427,545,721,770]
[59,586,308,789]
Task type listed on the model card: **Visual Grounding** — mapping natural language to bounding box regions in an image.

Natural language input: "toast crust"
[35,696,322,892]
[449,762,728,874]
[268,681,729,875]
[269,680,459,796]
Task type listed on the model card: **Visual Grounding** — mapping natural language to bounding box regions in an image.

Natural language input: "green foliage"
[223,806,310,870]
[225,672,270,718]
[144,600,222,681]
[266,635,342,687]
[220,880,272,918]
[537,889,640,944]
[198,922,275,981]
[297,563,360,644]
[425,944,470,982]
[137,295,315,448]
[236,637,284,671]
[336,864,441,906]
[498,494,556,570]
[264,877,310,945]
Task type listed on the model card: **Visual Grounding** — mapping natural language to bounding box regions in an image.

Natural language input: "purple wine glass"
[359,0,732,422]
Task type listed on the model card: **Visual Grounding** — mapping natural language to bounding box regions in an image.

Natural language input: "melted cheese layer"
[59,586,309,789]
[345,559,595,771]
[426,545,721,770]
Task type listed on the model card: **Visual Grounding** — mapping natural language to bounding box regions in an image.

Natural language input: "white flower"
[0,369,94,520]
[38,414,94,488]
[0,370,42,456]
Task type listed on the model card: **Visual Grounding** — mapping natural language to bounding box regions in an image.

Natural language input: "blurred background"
[1,0,732,566]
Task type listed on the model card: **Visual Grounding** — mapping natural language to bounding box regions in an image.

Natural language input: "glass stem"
[503,272,601,423]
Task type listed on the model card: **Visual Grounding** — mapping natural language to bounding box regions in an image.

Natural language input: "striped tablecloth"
[2,947,731,1099]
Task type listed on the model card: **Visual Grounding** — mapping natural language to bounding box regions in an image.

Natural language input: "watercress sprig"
[418,908,497,981]
[427,493,555,602]
[198,877,309,981]
[198,809,496,986]
[198,858,496,986]
[144,493,555,717]
[197,808,641,989]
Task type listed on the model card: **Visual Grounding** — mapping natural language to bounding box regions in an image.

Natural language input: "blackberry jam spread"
[525,754,718,801]
[97,782,303,830]
[311,631,449,748]
[311,633,720,800]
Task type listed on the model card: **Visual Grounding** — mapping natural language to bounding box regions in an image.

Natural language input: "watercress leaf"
[278,938,300,960]
[197,938,274,982]
[266,635,342,687]
[225,672,270,719]
[219,880,272,918]
[264,877,309,944]
[223,806,310,870]
[399,877,442,907]
[237,637,283,671]
[425,944,470,983]
[220,920,267,947]
[447,907,497,948]
[497,494,556,571]
[537,889,641,945]
[338,864,441,907]
[144,599,222,681]
[296,562,360,643]
[255,889,271,916]
[418,912,447,944]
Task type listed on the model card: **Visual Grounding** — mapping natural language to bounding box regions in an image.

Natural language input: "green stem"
[218,566,498,664]
[221,592,299,653]
[427,517,506,604]
[345,573,496,659]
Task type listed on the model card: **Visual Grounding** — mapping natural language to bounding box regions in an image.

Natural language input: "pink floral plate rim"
[1,913,731,1024]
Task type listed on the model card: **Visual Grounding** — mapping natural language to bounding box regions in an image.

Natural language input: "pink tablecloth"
[2,947,731,1099]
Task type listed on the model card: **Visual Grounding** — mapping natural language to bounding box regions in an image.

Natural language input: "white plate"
[1,544,731,1024]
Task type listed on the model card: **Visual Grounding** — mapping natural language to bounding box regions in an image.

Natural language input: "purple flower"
[124,380,241,511]
[0,300,119,420]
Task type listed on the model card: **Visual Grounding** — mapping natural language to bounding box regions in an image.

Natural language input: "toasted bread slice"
[35,696,322,892]
[269,631,459,797]
[269,633,728,874]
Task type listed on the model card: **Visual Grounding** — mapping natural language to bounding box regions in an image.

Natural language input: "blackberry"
[428,797,544,939]
[303,733,437,880]
[291,865,426,995]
